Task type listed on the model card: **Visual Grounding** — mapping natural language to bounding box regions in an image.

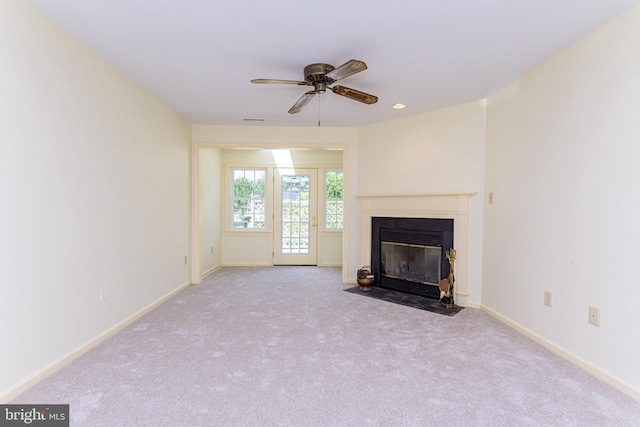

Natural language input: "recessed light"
[392,103,406,110]
[242,118,265,122]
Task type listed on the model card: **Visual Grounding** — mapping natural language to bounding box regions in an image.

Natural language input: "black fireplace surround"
[371,217,454,299]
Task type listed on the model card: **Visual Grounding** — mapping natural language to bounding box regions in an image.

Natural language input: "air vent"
[380,229,442,247]
[409,232,442,247]
[380,230,409,243]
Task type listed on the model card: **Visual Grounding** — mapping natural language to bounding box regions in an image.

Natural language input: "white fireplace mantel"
[357,193,476,307]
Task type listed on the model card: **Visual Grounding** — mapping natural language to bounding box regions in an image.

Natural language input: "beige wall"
[200,148,223,275]
[0,0,192,398]
[192,125,359,147]
[484,4,640,396]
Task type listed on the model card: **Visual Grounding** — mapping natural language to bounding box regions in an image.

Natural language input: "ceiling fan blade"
[324,59,367,82]
[331,85,378,105]
[251,78,307,85]
[288,91,316,114]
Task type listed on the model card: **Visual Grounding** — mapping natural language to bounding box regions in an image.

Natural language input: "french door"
[273,168,318,265]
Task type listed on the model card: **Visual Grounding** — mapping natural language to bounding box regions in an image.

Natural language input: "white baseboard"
[0,280,192,403]
[465,300,482,309]
[202,264,222,278]
[222,262,271,267]
[481,304,640,403]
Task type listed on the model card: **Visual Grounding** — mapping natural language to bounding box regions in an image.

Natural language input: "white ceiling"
[28,0,640,128]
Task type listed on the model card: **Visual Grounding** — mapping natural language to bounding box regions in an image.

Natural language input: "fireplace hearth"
[371,217,454,299]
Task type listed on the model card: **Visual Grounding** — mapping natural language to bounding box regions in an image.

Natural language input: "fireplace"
[371,217,454,299]
[358,193,473,306]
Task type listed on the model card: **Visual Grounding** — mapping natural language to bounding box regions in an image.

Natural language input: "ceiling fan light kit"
[251,59,378,114]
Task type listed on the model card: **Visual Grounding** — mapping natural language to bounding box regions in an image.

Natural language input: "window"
[232,168,266,229]
[325,169,343,230]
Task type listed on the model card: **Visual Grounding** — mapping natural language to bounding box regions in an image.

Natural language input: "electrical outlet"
[211,246,214,254]
[100,288,108,302]
[588,306,600,327]
[544,291,552,307]
[488,192,494,204]
[184,255,188,265]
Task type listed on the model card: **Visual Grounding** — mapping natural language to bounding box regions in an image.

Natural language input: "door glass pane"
[281,174,310,254]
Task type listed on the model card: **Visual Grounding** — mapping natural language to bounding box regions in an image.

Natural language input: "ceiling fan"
[250,59,378,114]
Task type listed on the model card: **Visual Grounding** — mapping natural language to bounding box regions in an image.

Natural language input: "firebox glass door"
[380,242,441,285]
[273,168,318,265]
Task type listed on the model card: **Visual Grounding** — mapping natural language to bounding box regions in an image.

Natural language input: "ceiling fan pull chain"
[317,92,321,127]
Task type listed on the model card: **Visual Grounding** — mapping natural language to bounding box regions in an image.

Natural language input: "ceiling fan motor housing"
[304,63,336,93]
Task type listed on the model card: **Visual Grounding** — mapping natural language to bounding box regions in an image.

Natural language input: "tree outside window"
[325,170,343,230]
[232,169,266,229]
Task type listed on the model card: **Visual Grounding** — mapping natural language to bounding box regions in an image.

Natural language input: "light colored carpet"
[11,266,640,426]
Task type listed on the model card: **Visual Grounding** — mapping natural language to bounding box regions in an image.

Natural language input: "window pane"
[325,170,343,230]
[232,168,267,229]
[280,174,311,254]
